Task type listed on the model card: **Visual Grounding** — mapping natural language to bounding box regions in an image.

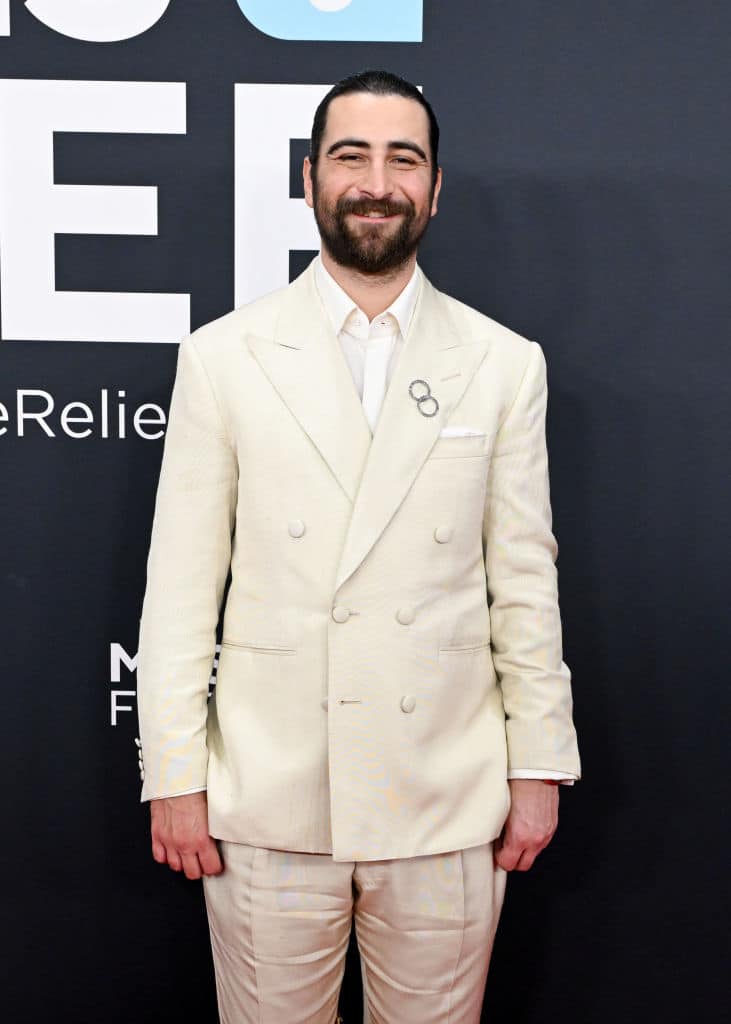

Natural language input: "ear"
[303,156,314,209]
[430,166,443,217]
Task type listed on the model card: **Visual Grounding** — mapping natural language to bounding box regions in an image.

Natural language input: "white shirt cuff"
[508,769,577,786]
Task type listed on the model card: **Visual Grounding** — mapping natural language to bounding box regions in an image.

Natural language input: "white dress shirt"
[166,255,576,793]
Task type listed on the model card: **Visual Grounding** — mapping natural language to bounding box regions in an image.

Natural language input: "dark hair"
[310,69,440,186]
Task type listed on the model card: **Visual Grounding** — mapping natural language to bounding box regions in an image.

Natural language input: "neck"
[320,247,416,322]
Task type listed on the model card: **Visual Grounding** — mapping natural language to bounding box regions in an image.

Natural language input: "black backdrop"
[1,2,728,1021]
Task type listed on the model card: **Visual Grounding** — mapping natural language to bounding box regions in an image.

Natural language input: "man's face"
[304,92,442,275]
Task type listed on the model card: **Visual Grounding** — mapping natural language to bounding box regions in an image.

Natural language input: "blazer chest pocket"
[428,434,490,460]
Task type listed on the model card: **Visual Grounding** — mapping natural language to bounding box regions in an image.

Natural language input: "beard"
[312,175,434,275]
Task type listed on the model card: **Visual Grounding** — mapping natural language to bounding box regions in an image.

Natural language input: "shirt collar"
[313,252,422,339]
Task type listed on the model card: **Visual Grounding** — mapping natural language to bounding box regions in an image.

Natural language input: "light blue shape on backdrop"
[235,0,423,43]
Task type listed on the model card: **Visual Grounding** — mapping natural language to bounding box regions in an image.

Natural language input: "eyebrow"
[326,138,428,162]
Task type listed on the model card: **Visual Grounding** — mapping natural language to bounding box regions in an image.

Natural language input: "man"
[136,70,581,1024]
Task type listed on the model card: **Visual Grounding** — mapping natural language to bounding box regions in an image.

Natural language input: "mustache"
[336,197,414,218]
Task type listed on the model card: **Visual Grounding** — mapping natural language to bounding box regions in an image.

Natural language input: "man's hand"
[493,779,559,871]
[150,791,223,880]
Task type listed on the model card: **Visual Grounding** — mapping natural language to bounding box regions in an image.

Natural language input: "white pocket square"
[438,426,485,438]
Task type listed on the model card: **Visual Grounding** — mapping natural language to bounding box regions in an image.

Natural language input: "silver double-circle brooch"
[408,379,439,417]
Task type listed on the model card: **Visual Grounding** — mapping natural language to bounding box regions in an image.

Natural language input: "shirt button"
[396,606,415,625]
[434,525,453,543]
[288,519,306,538]
[332,605,350,623]
[400,695,416,714]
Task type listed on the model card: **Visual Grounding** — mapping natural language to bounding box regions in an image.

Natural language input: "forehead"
[323,92,430,149]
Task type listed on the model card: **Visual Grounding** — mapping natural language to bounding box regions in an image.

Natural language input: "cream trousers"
[202,840,507,1024]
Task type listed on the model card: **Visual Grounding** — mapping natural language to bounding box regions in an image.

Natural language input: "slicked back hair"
[309,69,440,188]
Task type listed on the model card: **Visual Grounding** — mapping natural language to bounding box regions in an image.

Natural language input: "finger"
[151,837,167,864]
[198,838,224,877]
[495,841,524,872]
[165,847,183,872]
[514,849,537,872]
[181,853,203,881]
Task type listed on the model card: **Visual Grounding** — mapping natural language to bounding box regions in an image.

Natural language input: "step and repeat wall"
[1,2,727,1021]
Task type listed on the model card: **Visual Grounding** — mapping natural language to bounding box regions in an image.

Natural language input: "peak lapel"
[334,276,490,593]
[246,261,372,504]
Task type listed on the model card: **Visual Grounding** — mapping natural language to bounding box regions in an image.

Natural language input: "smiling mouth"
[351,211,401,221]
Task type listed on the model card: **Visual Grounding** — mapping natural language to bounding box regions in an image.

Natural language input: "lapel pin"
[409,378,439,417]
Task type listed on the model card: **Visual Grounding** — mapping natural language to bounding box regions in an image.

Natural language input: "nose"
[359,157,392,200]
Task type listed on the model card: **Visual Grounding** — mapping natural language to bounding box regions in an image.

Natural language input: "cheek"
[316,180,354,212]
[405,181,436,214]
[319,168,356,193]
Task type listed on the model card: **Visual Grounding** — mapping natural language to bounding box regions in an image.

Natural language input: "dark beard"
[312,178,433,275]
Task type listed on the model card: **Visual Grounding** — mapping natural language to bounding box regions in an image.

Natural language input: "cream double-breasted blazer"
[136,258,581,862]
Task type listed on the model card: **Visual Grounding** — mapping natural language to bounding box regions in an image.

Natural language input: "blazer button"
[332,605,350,623]
[434,525,453,543]
[396,606,415,625]
[400,695,416,713]
[288,519,306,538]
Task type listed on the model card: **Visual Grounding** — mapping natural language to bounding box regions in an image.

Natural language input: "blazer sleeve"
[483,340,581,779]
[136,334,238,801]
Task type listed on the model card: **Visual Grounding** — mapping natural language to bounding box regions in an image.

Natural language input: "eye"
[337,153,366,163]
[392,156,417,165]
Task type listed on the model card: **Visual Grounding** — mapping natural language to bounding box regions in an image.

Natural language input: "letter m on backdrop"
[236,0,423,42]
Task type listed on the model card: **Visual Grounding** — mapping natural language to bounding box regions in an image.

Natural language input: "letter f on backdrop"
[236,0,423,42]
